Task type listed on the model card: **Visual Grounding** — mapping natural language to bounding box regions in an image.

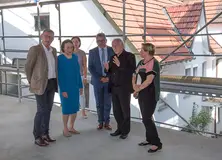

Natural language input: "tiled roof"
[182,0,222,23]
[96,0,203,63]
[165,2,202,61]
[204,0,222,24]
[209,35,222,54]
[182,0,222,54]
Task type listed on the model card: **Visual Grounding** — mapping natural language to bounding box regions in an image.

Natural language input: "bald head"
[112,38,124,55]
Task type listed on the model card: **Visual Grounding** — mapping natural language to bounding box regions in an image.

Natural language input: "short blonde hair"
[142,43,155,56]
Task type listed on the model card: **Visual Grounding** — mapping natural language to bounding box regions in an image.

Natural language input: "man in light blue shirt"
[88,33,114,130]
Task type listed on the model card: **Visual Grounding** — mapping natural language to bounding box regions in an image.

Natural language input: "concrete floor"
[0,95,222,160]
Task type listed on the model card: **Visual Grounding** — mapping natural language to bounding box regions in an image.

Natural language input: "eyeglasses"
[97,39,105,43]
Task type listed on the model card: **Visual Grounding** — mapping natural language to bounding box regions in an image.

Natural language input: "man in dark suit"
[104,38,136,139]
[88,33,114,130]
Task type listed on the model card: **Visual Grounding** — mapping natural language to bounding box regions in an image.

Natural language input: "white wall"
[208,25,222,47]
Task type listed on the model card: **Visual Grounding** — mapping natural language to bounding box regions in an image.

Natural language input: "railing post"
[214,105,217,138]
[1,9,7,95]
[16,59,21,103]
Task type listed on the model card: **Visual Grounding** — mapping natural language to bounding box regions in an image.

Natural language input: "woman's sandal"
[138,141,151,146]
[63,131,72,137]
[69,129,80,134]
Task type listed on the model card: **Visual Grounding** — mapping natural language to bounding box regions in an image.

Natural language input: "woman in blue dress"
[58,39,83,137]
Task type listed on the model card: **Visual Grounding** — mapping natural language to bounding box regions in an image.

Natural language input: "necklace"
[142,57,154,65]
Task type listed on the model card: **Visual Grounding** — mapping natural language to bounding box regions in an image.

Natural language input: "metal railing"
[0,58,34,102]
[0,62,222,138]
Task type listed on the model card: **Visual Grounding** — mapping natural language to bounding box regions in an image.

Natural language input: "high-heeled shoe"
[148,145,162,153]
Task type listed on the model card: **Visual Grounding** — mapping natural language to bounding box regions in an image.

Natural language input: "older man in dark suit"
[104,38,136,139]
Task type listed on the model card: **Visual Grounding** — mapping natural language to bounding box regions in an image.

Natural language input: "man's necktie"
[101,48,106,76]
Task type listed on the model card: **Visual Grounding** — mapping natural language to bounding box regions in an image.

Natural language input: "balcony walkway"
[0,95,222,160]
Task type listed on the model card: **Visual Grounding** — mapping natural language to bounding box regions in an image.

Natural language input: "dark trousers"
[93,84,111,124]
[112,87,131,135]
[33,79,56,139]
[138,94,162,146]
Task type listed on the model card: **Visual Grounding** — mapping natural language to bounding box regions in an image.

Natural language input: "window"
[185,68,191,76]
[193,67,198,76]
[202,61,207,77]
[34,14,50,31]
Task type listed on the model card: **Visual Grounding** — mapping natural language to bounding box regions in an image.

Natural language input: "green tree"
[182,105,212,134]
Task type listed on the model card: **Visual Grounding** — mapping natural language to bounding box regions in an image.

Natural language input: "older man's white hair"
[112,38,124,46]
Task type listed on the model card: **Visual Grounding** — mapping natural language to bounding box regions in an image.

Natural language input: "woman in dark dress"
[132,43,162,153]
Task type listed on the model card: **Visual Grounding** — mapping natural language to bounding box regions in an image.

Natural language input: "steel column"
[1,10,7,95]
[122,0,126,45]
[202,0,210,49]
[37,2,41,44]
[143,0,146,43]
[55,3,62,49]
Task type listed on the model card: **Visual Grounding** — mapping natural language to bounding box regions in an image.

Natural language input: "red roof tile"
[166,2,202,48]
[182,0,222,54]
[205,0,222,54]
[95,0,204,63]
[209,35,222,54]
[182,0,222,23]
[204,0,222,24]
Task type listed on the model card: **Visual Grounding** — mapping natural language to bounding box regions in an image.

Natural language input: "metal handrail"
[0,68,220,137]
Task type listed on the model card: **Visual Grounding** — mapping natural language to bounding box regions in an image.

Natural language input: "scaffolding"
[0,0,222,137]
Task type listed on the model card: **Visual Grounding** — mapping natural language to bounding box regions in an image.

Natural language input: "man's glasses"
[97,39,105,43]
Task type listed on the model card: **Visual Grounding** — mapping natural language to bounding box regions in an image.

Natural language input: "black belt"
[48,78,56,81]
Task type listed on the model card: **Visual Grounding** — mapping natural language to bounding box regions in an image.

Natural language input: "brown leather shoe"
[104,124,112,130]
[34,138,49,147]
[42,135,56,142]
[97,124,103,130]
